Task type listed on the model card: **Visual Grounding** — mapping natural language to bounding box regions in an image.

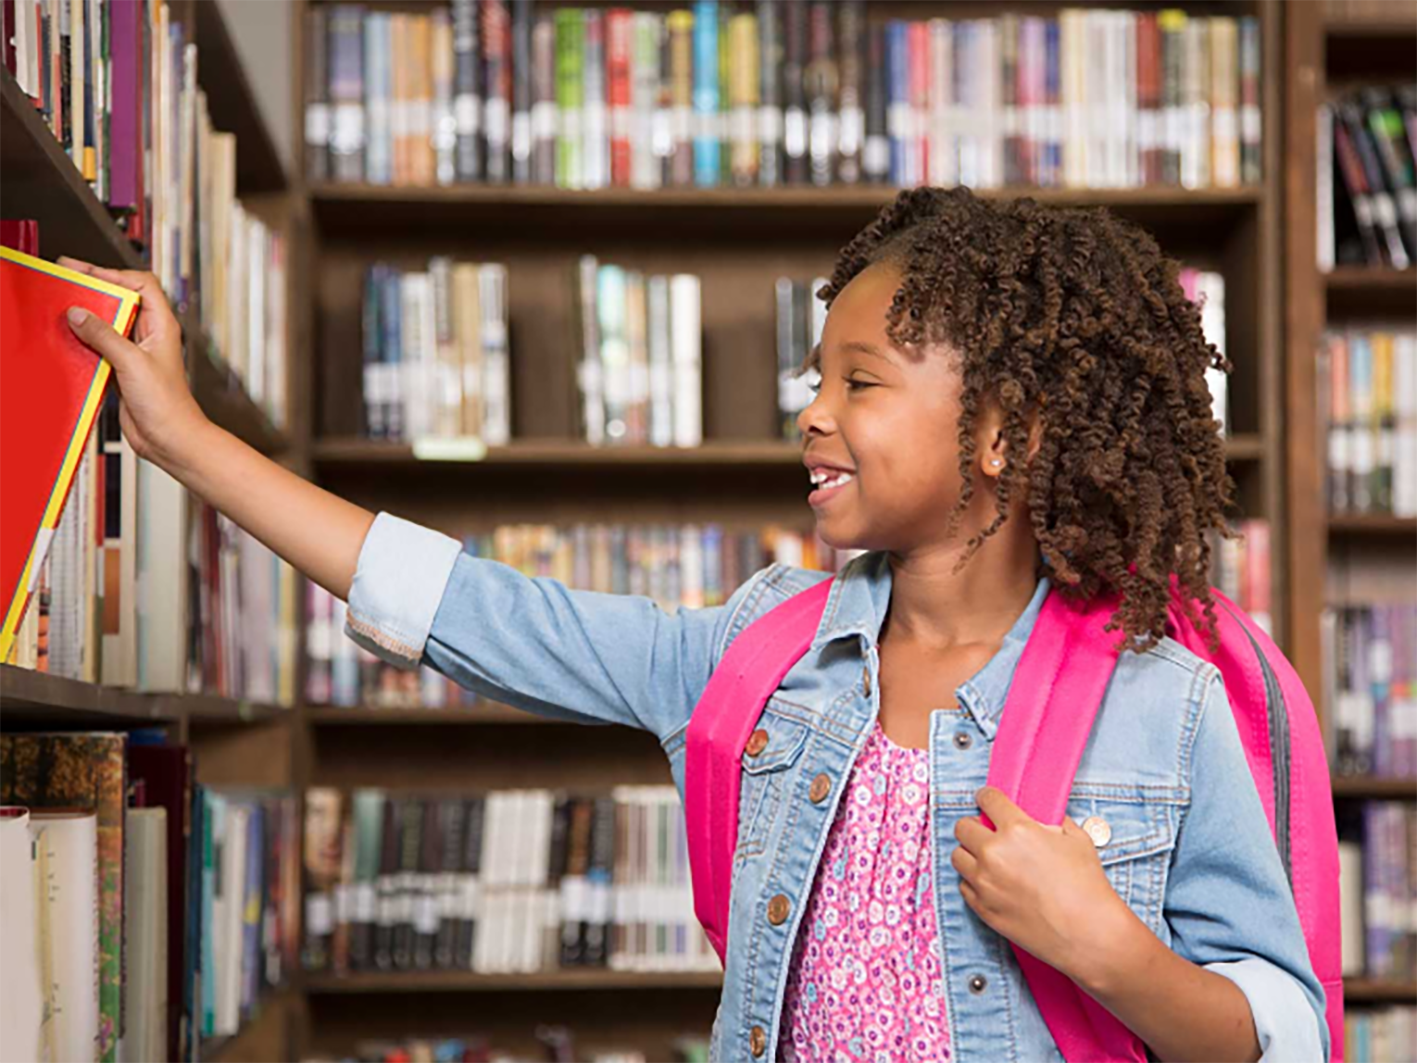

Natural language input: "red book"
[606,8,632,187]
[0,248,139,661]
[0,219,39,255]
[907,21,929,187]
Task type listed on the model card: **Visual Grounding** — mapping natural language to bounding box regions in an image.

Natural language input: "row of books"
[305,522,855,710]
[1323,604,1417,781]
[1343,1006,1417,1063]
[302,786,718,977]
[308,1033,709,1063]
[305,2,1261,192]
[195,135,290,429]
[1339,802,1417,982]
[1317,88,1417,272]
[1318,329,1417,519]
[4,379,299,702]
[573,258,701,447]
[1209,519,1272,637]
[0,732,298,1063]
[361,260,510,445]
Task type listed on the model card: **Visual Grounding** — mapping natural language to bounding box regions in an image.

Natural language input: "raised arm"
[61,258,374,599]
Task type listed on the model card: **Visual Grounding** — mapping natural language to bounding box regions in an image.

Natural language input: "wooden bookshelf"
[197,985,296,1063]
[305,970,723,993]
[305,703,551,725]
[1332,776,1417,801]
[1342,978,1417,1004]
[0,665,288,729]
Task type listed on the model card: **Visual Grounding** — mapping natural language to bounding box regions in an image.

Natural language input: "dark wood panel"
[1331,776,1417,800]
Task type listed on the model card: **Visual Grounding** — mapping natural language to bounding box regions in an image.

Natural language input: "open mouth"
[807,465,856,506]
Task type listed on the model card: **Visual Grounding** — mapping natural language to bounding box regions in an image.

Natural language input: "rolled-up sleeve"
[1165,670,1329,1063]
[345,512,463,666]
[343,511,767,740]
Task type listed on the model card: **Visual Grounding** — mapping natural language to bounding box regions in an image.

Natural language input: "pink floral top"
[779,722,951,1062]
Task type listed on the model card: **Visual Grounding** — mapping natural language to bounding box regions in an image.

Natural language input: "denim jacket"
[346,513,1328,1063]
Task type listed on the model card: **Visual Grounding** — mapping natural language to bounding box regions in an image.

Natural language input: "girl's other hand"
[952,786,1140,985]
[59,256,210,468]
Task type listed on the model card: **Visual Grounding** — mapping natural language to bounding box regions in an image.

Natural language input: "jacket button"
[1081,816,1112,847]
[809,773,832,803]
[968,974,989,995]
[745,728,770,757]
[863,666,872,697]
[749,1025,767,1057]
[952,731,973,751]
[767,893,791,925]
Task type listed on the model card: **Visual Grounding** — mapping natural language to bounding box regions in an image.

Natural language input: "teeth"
[810,469,855,489]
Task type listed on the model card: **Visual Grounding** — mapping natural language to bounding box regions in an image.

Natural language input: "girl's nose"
[797,389,834,439]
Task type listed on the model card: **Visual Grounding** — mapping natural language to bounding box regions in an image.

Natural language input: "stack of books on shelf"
[1318,329,1417,518]
[573,258,701,447]
[196,126,289,430]
[1208,519,1272,636]
[302,785,718,977]
[306,1,1261,193]
[1322,603,1417,781]
[1317,87,1417,272]
[305,1032,710,1063]
[361,259,509,445]
[304,522,855,711]
[0,732,298,1063]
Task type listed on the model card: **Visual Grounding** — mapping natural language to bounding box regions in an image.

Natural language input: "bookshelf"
[289,0,1301,1059]
[1283,0,1417,1042]
[0,0,302,1059]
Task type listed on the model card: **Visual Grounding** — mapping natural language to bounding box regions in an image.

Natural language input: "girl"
[62,187,1326,1063]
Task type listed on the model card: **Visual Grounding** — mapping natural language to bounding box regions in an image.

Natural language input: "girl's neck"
[883,534,1042,652]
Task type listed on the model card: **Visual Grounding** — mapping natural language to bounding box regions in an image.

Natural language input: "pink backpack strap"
[684,577,834,964]
[985,589,1148,1063]
[1165,585,1346,1062]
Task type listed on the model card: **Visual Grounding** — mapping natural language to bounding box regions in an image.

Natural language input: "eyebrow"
[805,340,895,371]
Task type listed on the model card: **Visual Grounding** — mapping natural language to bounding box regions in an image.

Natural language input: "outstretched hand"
[59,257,208,466]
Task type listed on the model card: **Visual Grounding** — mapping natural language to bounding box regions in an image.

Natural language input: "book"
[122,806,168,1063]
[0,249,138,664]
[0,808,44,1063]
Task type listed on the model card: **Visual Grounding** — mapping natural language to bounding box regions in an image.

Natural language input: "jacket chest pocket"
[1066,786,1181,932]
[735,709,812,861]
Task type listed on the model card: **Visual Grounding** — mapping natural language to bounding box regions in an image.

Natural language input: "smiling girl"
[62,186,1325,1062]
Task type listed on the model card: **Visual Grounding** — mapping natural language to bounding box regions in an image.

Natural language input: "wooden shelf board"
[1327,514,1417,536]
[0,68,144,270]
[1332,776,1417,800]
[1324,267,1417,291]
[178,693,290,728]
[186,318,289,455]
[191,0,288,194]
[1,665,174,726]
[309,182,1262,238]
[1343,977,1417,1003]
[1224,434,1266,462]
[304,970,723,993]
[1323,267,1417,319]
[306,703,546,725]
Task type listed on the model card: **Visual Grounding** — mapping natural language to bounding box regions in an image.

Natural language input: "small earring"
[990,458,1003,467]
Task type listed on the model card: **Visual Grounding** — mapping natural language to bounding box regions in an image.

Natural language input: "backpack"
[684,575,1344,1062]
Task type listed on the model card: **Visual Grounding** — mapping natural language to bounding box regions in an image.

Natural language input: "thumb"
[67,307,134,368]
[1060,816,1088,839]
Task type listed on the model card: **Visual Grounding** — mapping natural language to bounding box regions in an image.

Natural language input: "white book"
[979,20,1001,189]
[401,272,435,441]
[577,256,605,446]
[1394,333,1417,517]
[124,808,169,1063]
[1059,11,1084,188]
[0,810,43,1063]
[647,276,674,448]
[631,13,662,190]
[1339,840,1363,976]
[218,805,248,1036]
[429,257,462,439]
[680,526,704,610]
[136,459,190,692]
[30,810,99,1063]
[1196,272,1228,437]
[669,275,702,448]
[1181,19,1211,190]
[1121,12,1138,189]
[1317,104,1335,272]
[479,265,511,446]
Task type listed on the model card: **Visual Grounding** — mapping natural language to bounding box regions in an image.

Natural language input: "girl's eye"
[845,378,876,392]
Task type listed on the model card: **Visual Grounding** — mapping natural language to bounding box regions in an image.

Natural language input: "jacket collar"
[812,551,1053,738]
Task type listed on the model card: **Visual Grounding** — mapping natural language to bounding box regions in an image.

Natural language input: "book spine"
[582,8,606,189]
[631,13,661,191]
[728,12,758,188]
[756,0,781,188]
[805,2,834,187]
[667,10,693,187]
[836,1,863,185]
[362,13,389,185]
[607,7,632,188]
[451,0,482,183]
[328,4,365,182]
[531,12,556,186]
[483,0,510,183]
[432,11,455,186]
[555,7,583,189]
[511,0,532,183]
[691,0,718,186]
[1238,16,1260,185]
[781,0,806,185]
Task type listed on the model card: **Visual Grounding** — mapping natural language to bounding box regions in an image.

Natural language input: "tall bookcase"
[0,0,304,1058]
[287,1,1296,1060]
[1283,0,1417,1020]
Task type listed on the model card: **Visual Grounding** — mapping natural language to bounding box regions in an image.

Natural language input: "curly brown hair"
[817,186,1236,653]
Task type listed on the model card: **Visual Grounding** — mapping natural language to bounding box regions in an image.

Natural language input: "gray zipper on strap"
[1220,600,1293,885]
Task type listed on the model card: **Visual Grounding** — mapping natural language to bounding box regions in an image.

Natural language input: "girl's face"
[798,262,1006,553]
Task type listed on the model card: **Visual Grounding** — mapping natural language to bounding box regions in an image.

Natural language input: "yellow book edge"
[0,247,141,662]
